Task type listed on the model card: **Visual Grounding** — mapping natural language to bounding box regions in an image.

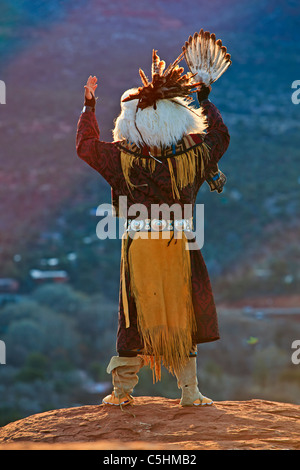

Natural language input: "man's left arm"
[76,76,122,188]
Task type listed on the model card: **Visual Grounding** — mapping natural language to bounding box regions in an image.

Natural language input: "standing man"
[76,46,230,407]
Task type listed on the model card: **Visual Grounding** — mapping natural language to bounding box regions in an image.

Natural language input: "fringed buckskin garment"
[124,230,196,380]
[76,100,230,380]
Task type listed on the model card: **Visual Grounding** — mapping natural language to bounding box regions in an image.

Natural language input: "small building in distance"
[29,269,69,284]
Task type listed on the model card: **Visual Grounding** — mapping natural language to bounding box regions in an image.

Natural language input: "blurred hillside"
[1,282,300,428]
[0,0,300,427]
[0,0,300,301]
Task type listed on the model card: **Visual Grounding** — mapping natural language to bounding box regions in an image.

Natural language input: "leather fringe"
[141,355,162,383]
[121,232,130,328]
[128,232,196,382]
[120,142,210,199]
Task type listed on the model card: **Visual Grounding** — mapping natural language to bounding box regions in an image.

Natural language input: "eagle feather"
[182,29,232,86]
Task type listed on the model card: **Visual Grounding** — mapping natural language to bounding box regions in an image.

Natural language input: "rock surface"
[0,397,300,450]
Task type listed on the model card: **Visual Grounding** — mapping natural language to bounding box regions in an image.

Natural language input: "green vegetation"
[1,284,300,426]
[0,283,117,426]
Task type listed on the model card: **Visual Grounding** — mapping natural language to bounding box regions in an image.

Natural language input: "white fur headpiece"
[113,88,206,148]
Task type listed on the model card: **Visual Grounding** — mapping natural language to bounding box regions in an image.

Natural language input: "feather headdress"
[114,32,231,199]
[182,29,232,86]
[122,49,201,110]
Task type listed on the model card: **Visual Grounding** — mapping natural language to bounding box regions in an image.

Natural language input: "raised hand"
[84,75,98,100]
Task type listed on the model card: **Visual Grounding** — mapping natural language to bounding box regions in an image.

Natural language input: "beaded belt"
[125,218,193,232]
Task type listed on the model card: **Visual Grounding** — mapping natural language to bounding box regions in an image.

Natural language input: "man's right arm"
[197,86,230,192]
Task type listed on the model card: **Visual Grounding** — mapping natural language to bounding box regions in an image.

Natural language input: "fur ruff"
[113,88,207,148]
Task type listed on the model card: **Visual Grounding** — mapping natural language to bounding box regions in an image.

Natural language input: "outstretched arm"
[197,85,230,192]
[76,76,122,188]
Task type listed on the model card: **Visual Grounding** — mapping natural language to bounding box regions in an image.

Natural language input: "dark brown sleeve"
[201,99,230,169]
[76,110,123,188]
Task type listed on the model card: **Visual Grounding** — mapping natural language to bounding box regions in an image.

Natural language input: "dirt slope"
[0,397,300,450]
